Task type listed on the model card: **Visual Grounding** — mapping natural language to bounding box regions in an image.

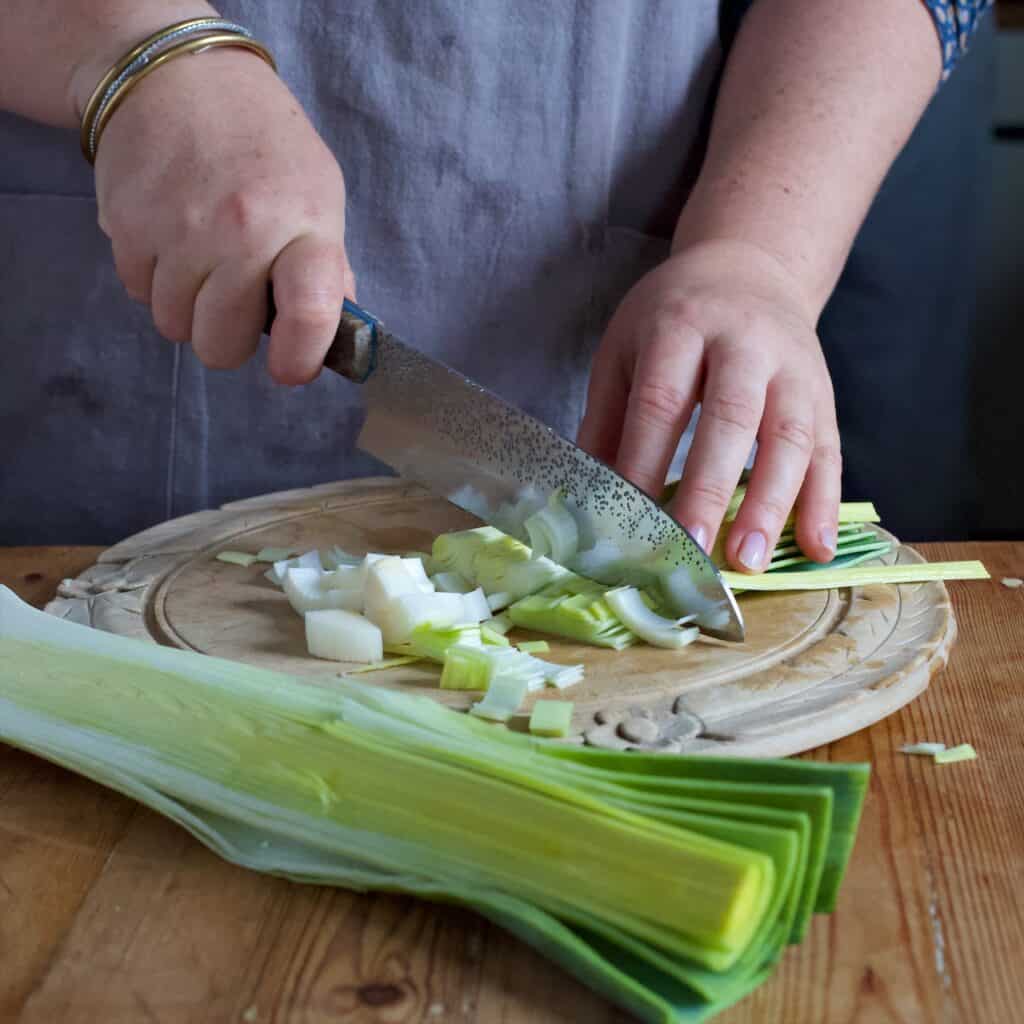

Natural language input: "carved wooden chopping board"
[45,478,956,757]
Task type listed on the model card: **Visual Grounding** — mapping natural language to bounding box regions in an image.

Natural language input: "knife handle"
[263,288,380,383]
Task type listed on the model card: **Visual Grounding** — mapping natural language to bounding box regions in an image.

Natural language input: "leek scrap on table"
[900,742,947,756]
[0,585,871,1024]
[934,743,978,765]
[215,550,257,567]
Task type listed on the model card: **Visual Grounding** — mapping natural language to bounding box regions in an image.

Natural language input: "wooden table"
[1,543,1021,1024]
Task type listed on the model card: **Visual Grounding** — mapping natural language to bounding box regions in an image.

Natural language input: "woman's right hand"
[91,46,354,384]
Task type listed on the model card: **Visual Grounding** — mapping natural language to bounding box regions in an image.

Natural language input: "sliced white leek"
[524,492,579,564]
[432,571,473,594]
[461,588,492,624]
[470,675,530,722]
[216,551,257,567]
[305,609,383,663]
[604,587,700,649]
[284,568,362,615]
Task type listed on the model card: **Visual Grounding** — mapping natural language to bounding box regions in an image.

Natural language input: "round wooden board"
[45,478,956,757]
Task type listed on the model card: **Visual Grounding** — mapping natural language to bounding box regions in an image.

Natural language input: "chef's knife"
[266,297,744,641]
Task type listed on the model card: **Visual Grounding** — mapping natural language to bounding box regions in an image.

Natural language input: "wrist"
[672,178,842,323]
[68,4,221,121]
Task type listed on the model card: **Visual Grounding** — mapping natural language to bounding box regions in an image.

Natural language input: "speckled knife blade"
[334,308,743,641]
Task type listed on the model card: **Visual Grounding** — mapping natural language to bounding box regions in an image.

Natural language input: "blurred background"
[972,1,1024,538]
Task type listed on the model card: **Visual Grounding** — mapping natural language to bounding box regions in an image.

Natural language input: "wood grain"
[1,543,1022,1023]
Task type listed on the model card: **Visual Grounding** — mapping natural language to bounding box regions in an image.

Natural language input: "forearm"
[0,1,219,128]
[674,0,942,320]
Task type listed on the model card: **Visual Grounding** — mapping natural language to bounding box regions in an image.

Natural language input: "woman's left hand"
[578,238,841,573]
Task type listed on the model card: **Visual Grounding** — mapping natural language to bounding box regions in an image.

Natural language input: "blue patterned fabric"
[922,0,995,78]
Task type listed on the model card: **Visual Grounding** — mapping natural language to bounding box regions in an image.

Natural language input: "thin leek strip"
[508,590,637,650]
[216,550,257,567]
[482,614,512,635]
[481,626,511,647]
[934,743,977,764]
[900,742,946,756]
[346,655,422,674]
[386,623,482,664]
[765,540,892,573]
[722,560,988,591]
[470,676,530,722]
[255,546,295,563]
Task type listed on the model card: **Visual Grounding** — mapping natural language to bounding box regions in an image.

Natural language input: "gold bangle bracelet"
[87,34,277,164]
[79,17,229,160]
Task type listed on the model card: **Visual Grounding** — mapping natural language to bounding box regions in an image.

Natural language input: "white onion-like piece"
[320,565,362,592]
[604,587,700,649]
[284,568,363,615]
[460,588,492,624]
[371,591,466,645]
[401,557,435,593]
[363,557,421,625]
[431,571,473,594]
[268,549,323,586]
[305,609,382,662]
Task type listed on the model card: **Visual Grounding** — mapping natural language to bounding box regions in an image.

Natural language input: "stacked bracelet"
[80,17,276,164]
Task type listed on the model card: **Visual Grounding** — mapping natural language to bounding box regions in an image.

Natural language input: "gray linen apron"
[0,2,720,544]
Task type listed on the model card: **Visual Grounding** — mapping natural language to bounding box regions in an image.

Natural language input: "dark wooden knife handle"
[263,287,379,383]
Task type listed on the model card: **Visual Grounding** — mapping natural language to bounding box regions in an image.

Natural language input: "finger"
[190,261,268,371]
[150,254,208,344]
[267,233,350,385]
[613,322,703,497]
[577,329,630,465]
[725,374,815,572]
[111,240,155,306]
[669,344,767,555]
[793,403,843,564]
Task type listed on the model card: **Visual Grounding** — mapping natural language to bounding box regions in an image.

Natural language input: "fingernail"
[819,526,837,555]
[738,530,768,571]
[688,524,709,552]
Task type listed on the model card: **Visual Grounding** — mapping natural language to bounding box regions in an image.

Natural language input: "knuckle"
[629,380,689,429]
[687,478,737,511]
[766,416,815,455]
[746,492,791,524]
[702,390,761,434]
[216,186,273,239]
[152,307,190,344]
[813,441,843,472]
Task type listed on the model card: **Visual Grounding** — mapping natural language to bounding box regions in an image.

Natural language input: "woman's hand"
[93,47,353,384]
[578,239,841,573]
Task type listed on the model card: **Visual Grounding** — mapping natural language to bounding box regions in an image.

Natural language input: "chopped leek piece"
[1001,577,1023,589]
[431,526,504,580]
[481,626,512,647]
[372,591,466,645]
[509,587,636,650]
[934,744,977,765]
[305,609,383,663]
[483,614,512,635]
[461,587,492,624]
[470,675,530,722]
[215,550,257,567]
[523,492,579,564]
[255,547,295,563]
[529,700,574,738]
[432,571,473,593]
[517,640,550,654]
[721,561,989,591]
[401,557,435,592]
[900,742,946,756]
[542,663,584,689]
[321,546,362,570]
[440,643,494,690]
[605,587,700,649]
[347,655,422,674]
[320,565,363,592]
[284,568,362,615]
[268,549,323,585]
[486,591,514,612]
[388,623,482,664]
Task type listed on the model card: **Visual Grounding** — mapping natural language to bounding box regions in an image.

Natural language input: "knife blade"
[274,297,744,641]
